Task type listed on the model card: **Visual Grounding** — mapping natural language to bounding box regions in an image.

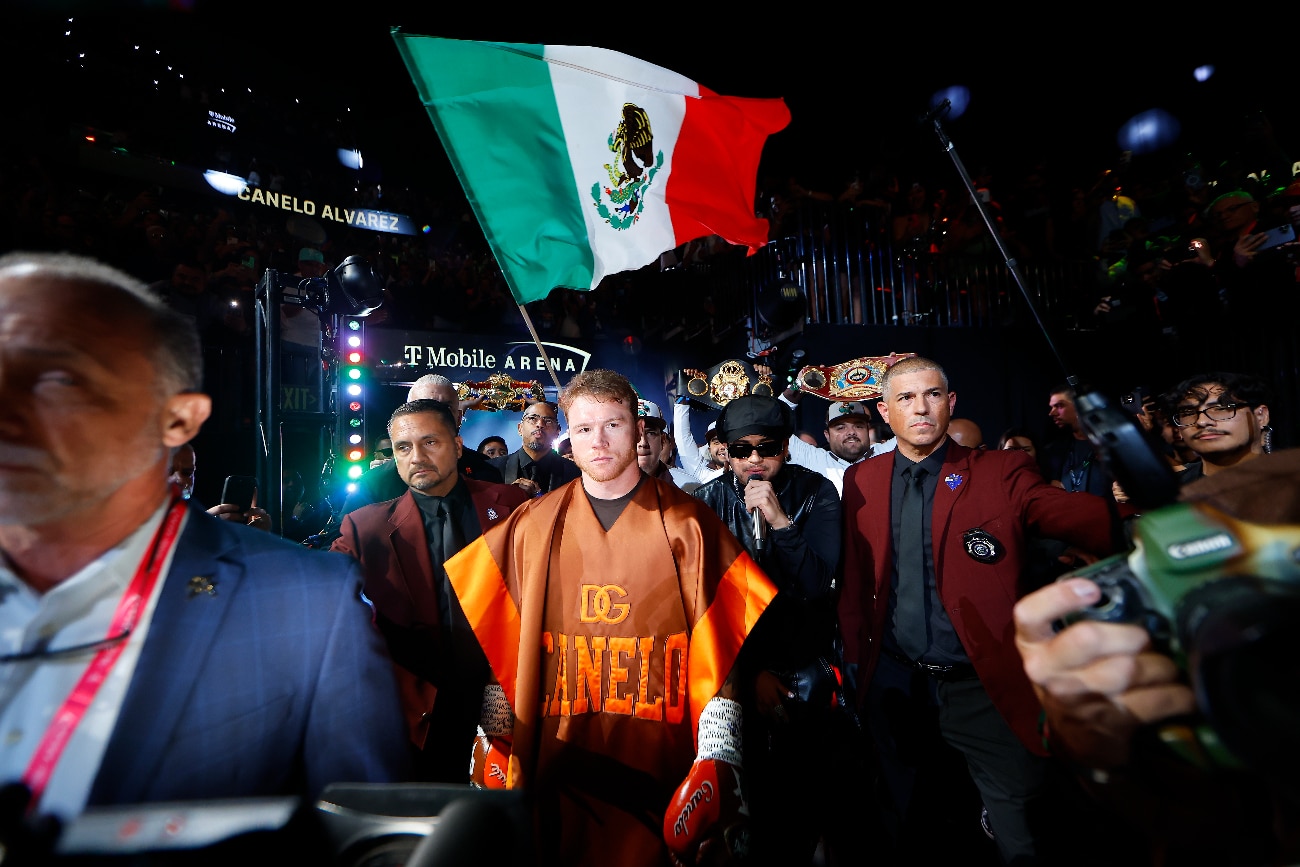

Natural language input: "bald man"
[947,418,985,449]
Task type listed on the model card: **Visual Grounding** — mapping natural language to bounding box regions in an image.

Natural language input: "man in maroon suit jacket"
[332,398,530,781]
[840,356,1117,865]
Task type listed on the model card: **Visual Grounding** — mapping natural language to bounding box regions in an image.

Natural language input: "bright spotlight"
[929,85,971,120]
[203,170,248,196]
[337,148,364,170]
[1118,108,1181,155]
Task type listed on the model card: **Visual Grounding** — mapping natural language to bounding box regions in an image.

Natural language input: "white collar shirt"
[0,498,184,820]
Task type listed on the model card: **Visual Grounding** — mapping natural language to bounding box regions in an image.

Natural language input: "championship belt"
[678,359,774,411]
[793,353,916,401]
[455,372,545,412]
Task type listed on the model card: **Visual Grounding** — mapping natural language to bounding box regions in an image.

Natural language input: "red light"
[348,351,362,364]
[348,449,364,461]
[349,401,362,412]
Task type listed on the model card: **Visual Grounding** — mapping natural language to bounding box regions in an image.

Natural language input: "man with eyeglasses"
[0,251,409,828]
[840,356,1117,865]
[691,395,863,866]
[1160,372,1273,484]
[489,399,580,497]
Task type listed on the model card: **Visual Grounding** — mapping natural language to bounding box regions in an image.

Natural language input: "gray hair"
[0,250,202,394]
[409,373,456,402]
[879,356,949,400]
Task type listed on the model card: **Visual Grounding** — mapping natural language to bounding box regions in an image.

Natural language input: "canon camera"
[1060,499,1300,781]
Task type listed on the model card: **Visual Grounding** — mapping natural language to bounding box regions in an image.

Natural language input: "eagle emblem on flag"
[592,103,664,230]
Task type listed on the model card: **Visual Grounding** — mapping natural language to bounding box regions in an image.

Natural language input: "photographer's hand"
[1013,579,1195,769]
[1232,232,1267,268]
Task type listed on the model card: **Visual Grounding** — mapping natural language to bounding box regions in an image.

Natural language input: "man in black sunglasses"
[692,395,865,866]
[1160,371,1273,484]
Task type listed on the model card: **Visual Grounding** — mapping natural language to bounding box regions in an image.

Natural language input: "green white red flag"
[392,32,791,306]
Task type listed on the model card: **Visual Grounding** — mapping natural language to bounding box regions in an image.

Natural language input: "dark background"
[9,3,1294,205]
[6,2,1298,506]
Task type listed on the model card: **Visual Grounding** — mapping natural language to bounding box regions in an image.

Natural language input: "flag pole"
[516,303,564,391]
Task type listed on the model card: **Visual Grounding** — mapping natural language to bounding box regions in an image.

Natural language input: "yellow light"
[348,449,364,461]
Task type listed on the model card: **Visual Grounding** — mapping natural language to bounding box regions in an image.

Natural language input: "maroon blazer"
[331,478,531,746]
[839,441,1116,753]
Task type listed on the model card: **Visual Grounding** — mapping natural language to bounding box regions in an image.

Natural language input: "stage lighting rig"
[275,255,385,318]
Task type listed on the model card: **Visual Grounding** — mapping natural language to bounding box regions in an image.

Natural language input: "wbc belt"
[677,359,774,411]
[794,352,915,401]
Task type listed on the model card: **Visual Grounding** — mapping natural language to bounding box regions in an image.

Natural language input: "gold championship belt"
[793,353,916,401]
[455,372,545,412]
[677,359,774,411]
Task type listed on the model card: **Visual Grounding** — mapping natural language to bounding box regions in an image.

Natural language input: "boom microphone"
[917,99,951,125]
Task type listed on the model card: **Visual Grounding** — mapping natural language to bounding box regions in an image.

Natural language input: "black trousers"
[866,652,1052,866]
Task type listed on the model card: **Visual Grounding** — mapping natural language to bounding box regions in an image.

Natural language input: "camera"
[1119,385,1148,414]
[1060,497,1300,780]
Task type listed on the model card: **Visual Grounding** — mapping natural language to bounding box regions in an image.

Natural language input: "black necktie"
[432,500,463,628]
[896,466,929,660]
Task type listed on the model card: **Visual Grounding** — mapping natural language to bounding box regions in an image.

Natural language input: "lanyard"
[21,495,187,810]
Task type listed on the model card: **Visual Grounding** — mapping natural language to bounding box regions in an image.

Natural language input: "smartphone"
[1258,223,1296,251]
[220,475,258,512]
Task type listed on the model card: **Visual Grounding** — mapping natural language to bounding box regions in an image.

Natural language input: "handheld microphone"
[747,478,767,553]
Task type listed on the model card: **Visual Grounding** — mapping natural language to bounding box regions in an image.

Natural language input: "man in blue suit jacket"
[0,251,410,824]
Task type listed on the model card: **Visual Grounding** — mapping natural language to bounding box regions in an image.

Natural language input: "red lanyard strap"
[22,496,186,810]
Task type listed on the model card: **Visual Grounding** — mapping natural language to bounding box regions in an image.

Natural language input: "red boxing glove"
[470,733,512,789]
[663,758,750,861]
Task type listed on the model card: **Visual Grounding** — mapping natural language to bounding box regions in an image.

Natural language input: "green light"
[348,368,361,380]
[349,418,361,428]
[347,320,361,331]
[347,465,364,480]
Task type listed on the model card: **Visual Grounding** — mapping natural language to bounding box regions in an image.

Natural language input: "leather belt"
[883,649,978,682]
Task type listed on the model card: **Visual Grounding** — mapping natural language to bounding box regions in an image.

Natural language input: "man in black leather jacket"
[692,395,864,866]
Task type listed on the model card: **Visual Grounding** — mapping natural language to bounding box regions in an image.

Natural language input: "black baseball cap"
[717,395,793,443]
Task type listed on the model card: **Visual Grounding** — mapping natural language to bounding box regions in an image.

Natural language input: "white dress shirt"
[0,498,183,819]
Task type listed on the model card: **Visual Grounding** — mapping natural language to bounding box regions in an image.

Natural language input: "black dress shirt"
[886,440,969,665]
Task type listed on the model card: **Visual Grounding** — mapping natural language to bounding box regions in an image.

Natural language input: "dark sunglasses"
[727,440,783,459]
[376,447,393,458]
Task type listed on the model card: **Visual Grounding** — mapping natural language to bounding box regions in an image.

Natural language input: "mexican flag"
[392,32,791,306]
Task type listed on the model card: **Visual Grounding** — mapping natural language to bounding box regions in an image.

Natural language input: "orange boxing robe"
[447,475,775,867]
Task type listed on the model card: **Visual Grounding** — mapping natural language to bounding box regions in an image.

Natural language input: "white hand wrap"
[480,683,513,737]
[696,696,744,768]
